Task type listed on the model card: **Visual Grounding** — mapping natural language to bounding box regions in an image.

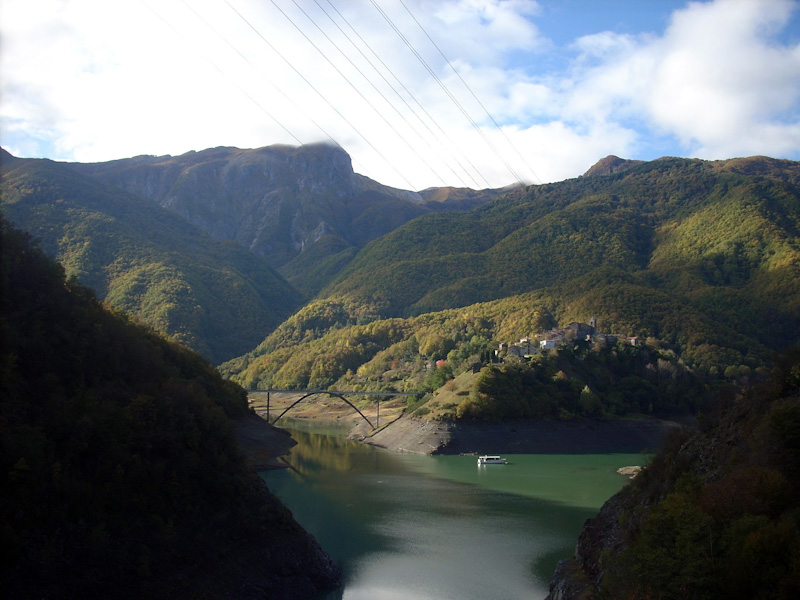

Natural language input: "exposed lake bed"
[245,390,682,458]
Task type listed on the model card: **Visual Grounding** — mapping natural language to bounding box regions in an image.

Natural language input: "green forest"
[0,152,303,364]
[4,150,800,423]
[0,219,337,598]
[571,349,800,600]
[218,156,800,423]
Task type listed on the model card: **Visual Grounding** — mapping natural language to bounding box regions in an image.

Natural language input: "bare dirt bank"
[354,414,685,455]
[241,392,686,459]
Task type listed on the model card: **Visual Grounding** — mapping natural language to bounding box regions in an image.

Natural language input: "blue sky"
[1,0,799,190]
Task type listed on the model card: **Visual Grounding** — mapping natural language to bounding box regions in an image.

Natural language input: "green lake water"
[263,421,646,600]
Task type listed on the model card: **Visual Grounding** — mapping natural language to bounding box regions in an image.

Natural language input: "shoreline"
[353,413,686,456]
[234,411,298,470]
[236,404,690,469]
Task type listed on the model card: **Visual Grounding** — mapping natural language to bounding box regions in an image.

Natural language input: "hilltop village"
[496,318,640,361]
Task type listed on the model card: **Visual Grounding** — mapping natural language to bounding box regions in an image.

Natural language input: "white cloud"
[1,0,798,189]
[646,0,800,157]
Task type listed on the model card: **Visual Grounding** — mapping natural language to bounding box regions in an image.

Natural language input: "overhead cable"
[369,0,526,187]
[323,0,488,189]
[314,0,477,188]
[282,0,451,187]
[179,0,340,150]
[140,0,306,147]
[223,0,419,191]
[399,0,541,185]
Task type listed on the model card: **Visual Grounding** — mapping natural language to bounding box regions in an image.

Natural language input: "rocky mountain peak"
[583,155,646,177]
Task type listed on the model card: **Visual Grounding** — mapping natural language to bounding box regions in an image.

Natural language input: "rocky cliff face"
[545,488,634,600]
[73,144,505,295]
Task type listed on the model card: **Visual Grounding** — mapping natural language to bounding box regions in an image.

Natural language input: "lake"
[262,420,645,600]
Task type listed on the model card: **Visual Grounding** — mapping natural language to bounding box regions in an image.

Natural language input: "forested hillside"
[547,349,800,600]
[0,150,303,363]
[323,156,800,326]
[224,156,800,417]
[71,143,509,295]
[5,146,799,395]
[0,219,338,599]
[221,292,716,421]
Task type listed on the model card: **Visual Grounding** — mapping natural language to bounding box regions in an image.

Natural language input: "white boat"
[477,455,508,465]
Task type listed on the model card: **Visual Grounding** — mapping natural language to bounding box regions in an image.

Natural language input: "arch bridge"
[249,389,420,429]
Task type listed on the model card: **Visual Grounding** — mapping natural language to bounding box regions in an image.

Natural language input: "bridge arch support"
[271,391,375,429]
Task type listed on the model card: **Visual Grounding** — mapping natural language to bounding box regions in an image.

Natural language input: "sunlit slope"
[224,156,800,389]
[0,152,303,363]
[322,157,800,320]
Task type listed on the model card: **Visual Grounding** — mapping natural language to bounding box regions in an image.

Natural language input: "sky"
[1,0,799,191]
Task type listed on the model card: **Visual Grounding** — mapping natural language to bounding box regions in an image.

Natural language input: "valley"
[3,143,800,599]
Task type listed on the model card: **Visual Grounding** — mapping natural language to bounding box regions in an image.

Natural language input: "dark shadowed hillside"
[0,150,302,363]
[0,218,339,599]
[546,348,800,600]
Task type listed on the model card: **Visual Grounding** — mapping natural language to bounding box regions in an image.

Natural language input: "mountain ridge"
[0,152,303,364]
[70,143,512,295]
[224,154,800,391]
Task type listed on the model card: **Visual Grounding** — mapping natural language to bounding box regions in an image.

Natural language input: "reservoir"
[263,421,645,600]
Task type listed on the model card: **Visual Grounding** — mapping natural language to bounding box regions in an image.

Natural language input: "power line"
[399,0,541,185]
[222,0,418,191]
[365,0,494,188]
[323,0,488,189]
[369,0,526,187]
[179,0,340,149]
[281,0,452,187]
[312,0,477,189]
[139,0,305,147]
[146,0,524,191]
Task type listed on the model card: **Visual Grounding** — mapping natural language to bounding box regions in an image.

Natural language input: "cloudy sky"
[1,0,799,190]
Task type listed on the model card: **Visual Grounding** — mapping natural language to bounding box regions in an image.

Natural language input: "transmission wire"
[223,0,418,191]
[369,0,526,187]
[281,0,450,187]
[399,0,541,185]
[322,0,487,189]
[179,0,340,151]
[139,0,305,147]
[311,0,475,189]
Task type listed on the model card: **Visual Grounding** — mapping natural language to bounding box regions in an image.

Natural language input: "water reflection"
[263,421,639,600]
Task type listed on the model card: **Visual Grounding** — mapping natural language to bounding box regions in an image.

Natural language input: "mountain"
[315,156,800,355]
[224,155,800,392]
[0,218,339,599]
[71,143,510,295]
[581,154,645,177]
[322,156,800,315]
[0,150,302,364]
